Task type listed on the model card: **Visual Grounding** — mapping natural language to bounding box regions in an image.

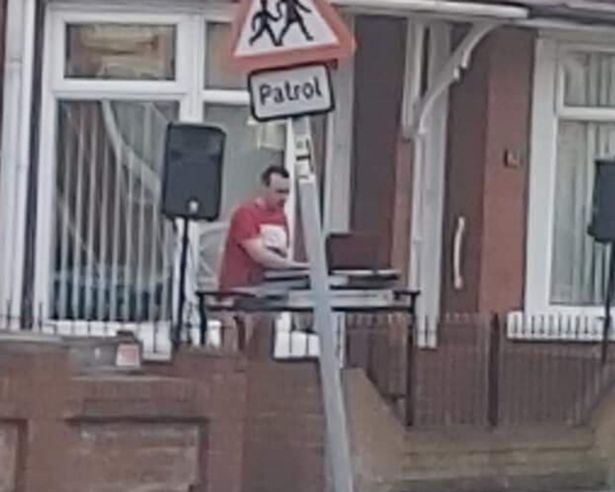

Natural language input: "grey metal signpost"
[228,0,356,487]
[291,115,354,492]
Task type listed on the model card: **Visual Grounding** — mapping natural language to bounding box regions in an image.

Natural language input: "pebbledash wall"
[0,342,325,492]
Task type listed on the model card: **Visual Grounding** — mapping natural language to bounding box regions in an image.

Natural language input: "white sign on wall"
[248,64,333,121]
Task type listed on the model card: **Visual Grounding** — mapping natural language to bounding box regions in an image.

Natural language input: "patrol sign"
[248,64,333,121]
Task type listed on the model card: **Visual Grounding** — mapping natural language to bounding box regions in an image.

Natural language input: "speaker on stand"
[161,123,226,348]
[588,158,615,364]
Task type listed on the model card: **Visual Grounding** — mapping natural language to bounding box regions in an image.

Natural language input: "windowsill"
[507,308,614,341]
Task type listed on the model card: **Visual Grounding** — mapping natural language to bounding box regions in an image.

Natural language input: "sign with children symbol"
[229,0,355,71]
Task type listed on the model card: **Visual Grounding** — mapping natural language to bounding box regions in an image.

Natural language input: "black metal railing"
[406,313,615,428]
[3,305,615,429]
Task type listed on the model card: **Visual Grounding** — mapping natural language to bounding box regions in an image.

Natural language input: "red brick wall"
[441,27,491,314]
[441,27,534,314]
[351,15,407,266]
[0,422,19,491]
[64,422,202,492]
[243,362,325,492]
[479,28,533,312]
[0,342,325,492]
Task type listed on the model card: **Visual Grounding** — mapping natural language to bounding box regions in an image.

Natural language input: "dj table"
[194,269,419,347]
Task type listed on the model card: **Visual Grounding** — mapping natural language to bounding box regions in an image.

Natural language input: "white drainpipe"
[0,0,37,325]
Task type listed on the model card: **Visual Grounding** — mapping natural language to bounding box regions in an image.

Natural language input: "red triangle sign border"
[227,0,356,72]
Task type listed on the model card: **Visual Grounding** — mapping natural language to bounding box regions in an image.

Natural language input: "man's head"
[260,165,290,210]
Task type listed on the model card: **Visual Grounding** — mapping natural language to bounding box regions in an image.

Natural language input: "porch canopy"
[332,0,615,25]
[520,0,615,23]
[331,0,529,20]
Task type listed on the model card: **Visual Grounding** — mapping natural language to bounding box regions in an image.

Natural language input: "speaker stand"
[602,241,615,365]
[173,216,191,349]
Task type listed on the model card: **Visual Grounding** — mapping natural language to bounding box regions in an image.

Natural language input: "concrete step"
[374,466,608,492]
[404,449,602,473]
[400,427,605,489]
[404,427,596,454]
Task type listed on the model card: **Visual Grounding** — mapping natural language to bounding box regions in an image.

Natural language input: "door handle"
[453,216,466,290]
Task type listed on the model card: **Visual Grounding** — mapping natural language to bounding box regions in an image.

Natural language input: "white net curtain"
[53,100,177,322]
[551,50,615,305]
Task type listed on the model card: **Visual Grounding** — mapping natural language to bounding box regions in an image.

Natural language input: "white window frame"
[35,7,202,330]
[30,1,354,334]
[524,30,615,337]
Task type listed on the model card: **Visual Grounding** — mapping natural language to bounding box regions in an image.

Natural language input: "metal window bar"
[56,103,76,319]
[122,107,136,321]
[71,104,87,321]
[52,101,175,325]
[136,104,151,321]
[96,123,111,321]
[109,104,123,321]
[84,105,99,321]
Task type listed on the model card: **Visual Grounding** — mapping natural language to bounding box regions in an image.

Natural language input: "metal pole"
[405,314,416,427]
[173,216,190,349]
[487,313,501,427]
[601,242,615,365]
[291,116,354,492]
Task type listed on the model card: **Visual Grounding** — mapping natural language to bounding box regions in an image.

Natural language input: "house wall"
[441,27,534,314]
[350,15,407,268]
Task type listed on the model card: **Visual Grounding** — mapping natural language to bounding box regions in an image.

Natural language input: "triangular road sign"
[228,0,356,72]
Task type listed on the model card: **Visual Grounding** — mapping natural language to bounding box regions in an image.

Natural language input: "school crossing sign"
[228,0,355,72]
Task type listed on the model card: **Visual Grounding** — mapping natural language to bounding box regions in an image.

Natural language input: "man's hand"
[242,237,304,270]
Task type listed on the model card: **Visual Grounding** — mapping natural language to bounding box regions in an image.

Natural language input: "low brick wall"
[0,339,325,492]
[0,422,18,492]
[242,362,325,492]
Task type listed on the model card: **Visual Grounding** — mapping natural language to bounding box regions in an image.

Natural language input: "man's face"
[264,173,290,209]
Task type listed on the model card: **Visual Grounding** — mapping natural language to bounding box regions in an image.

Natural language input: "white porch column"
[406,21,497,342]
[0,0,37,323]
[409,22,450,333]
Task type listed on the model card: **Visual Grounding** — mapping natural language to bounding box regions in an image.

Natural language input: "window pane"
[53,100,178,321]
[550,120,614,305]
[204,22,246,90]
[65,24,176,80]
[196,105,285,287]
[563,51,615,107]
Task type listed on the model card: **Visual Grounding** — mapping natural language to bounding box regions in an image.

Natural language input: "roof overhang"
[527,1,615,25]
[331,0,615,27]
[331,0,529,21]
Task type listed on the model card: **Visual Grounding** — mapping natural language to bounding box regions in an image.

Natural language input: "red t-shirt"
[218,200,289,290]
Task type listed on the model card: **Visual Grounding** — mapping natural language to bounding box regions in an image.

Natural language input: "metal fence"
[3,308,615,429]
[194,307,615,428]
[392,313,615,428]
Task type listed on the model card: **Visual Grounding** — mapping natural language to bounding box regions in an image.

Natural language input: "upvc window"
[526,35,615,319]
[35,7,292,326]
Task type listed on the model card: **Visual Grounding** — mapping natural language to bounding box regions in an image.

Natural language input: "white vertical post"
[0,0,37,323]
[291,116,354,492]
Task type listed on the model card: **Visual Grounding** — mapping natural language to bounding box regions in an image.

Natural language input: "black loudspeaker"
[161,123,226,221]
[588,158,615,243]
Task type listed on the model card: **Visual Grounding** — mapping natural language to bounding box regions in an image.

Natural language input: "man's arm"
[242,237,306,270]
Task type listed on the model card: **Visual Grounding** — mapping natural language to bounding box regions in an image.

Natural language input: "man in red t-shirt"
[218,165,305,357]
[219,165,304,290]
